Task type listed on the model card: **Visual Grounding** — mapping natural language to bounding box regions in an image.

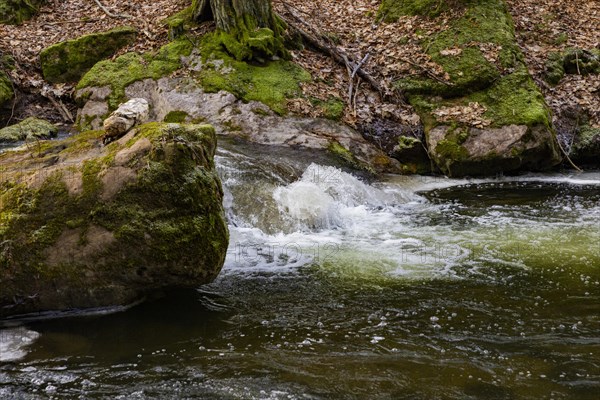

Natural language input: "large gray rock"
[427,124,561,176]
[0,122,228,318]
[76,77,403,174]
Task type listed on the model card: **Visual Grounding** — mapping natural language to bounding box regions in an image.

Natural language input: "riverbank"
[0,1,598,176]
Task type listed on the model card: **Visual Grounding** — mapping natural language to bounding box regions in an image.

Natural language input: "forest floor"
[0,0,598,130]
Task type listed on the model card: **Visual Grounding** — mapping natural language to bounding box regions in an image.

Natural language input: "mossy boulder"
[40,26,138,83]
[0,117,57,142]
[0,0,44,25]
[379,0,448,19]
[0,122,228,318]
[544,49,600,85]
[388,0,561,176]
[163,6,195,40]
[74,38,194,129]
[570,125,600,166]
[0,69,13,107]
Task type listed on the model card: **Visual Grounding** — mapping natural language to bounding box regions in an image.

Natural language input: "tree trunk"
[192,0,288,61]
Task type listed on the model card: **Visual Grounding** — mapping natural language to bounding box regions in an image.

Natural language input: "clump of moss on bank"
[311,97,345,120]
[77,39,194,110]
[195,32,310,115]
[393,0,522,96]
[0,117,58,142]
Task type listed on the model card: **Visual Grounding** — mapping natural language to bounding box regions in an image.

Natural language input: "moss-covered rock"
[196,32,310,115]
[570,125,600,165]
[0,69,12,107]
[391,135,431,174]
[0,122,228,317]
[76,38,193,114]
[0,0,43,25]
[544,49,600,85]
[379,0,448,20]
[0,117,57,142]
[40,26,138,83]
[163,6,195,40]
[387,0,561,176]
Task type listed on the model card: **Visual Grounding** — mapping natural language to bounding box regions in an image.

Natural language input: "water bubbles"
[370,336,385,344]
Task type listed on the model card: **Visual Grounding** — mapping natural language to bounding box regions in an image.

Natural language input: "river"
[1,141,599,399]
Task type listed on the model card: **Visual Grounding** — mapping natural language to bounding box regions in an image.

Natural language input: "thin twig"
[44,19,98,25]
[556,137,582,172]
[92,0,132,19]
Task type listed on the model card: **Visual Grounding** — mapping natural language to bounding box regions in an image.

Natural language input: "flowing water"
[1,141,599,399]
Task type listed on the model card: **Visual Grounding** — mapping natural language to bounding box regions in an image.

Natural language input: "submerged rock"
[40,26,137,83]
[0,122,228,318]
[0,117,57,142]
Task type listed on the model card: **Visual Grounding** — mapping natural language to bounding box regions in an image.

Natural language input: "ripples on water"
[1,143,599,399]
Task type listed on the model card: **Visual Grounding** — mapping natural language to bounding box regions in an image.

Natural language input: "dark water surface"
[1,144,598,399]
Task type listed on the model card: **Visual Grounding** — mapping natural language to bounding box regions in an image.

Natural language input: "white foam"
[0,327,40,362]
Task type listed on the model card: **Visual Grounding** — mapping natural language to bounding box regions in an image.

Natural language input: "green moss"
[0,69,13,106]
[553,32,568,46]
[544,52,565,85]
[311,97,344,120]
[327,140,374,173]
[392,0,522,97]
[40,26,138,83]
[465,67,551,128]
[393,1,550,135]
[77,38,193,111]
[0,123,227,316]
[211,12,290,62]
[379,0,448,20]
[163,110,190,123]
[0,0,44,25]
[163,6,195,39]
[435,138,468,161]
[571,125,600,162]
[0,117,58,143]
[196,32,311,115]
[396,135,420,150]
[544,49,600,85]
